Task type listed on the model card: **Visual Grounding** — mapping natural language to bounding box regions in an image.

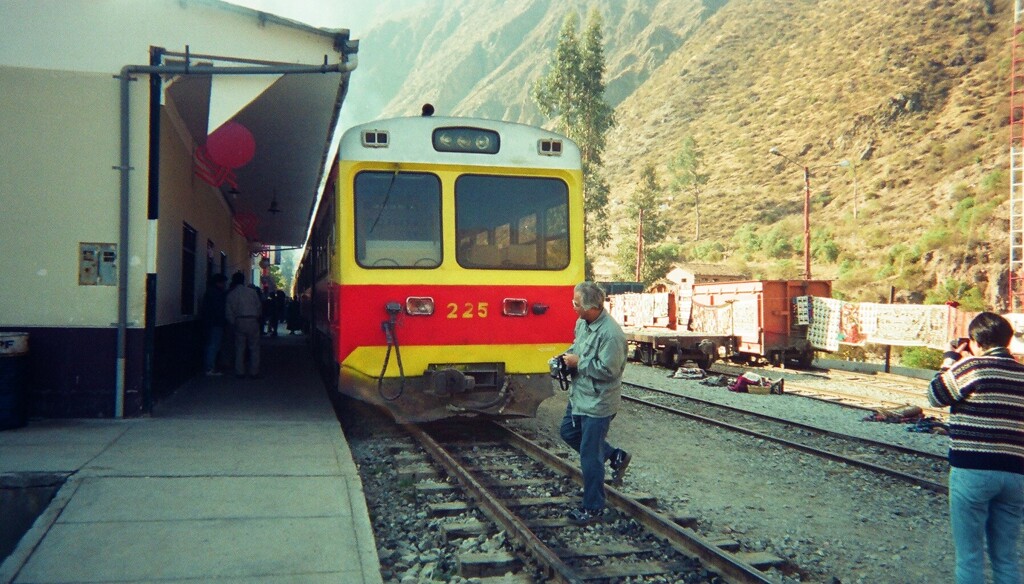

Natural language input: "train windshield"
[354,171,442,268]
[455,175,570,270]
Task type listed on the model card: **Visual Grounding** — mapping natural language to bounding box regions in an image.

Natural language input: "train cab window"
[354,171,442,268]
[455,175,569,270]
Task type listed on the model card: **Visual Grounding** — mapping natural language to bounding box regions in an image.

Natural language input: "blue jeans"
[949,467,1024,584]
[559,403,615,511]
[203,326,224,372]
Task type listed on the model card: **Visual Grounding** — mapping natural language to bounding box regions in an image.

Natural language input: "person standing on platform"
[558,281,631,525]
[200,274,227,376]
[286,295,302,334]
[929,311,1024,584]
[225,272,262,379]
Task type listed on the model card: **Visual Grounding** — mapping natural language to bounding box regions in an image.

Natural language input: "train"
[295,115,585,422]
[609,279,833,369]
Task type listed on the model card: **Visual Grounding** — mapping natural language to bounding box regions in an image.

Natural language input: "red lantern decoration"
[206,121,256,169]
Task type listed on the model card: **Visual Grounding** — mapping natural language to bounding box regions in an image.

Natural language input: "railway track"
[399,420,795,583]
[707,362,948,420]
[621,381,949,495]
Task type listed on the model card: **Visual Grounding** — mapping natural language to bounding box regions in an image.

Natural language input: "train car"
[297,115,584,422]
[608,291,736,369]
[608,279,832,369]
[690,279,832,367]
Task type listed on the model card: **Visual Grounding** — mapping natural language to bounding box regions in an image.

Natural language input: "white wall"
[0,66,149,328]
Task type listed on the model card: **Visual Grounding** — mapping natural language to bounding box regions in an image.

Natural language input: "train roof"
[339,116,582,170]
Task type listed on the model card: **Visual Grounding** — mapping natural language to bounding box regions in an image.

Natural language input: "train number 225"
[447,302,488,319]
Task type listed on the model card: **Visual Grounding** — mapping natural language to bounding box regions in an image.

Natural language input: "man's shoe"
[567,507,603,525]
[611,449,632,483]
[205,370,223,377]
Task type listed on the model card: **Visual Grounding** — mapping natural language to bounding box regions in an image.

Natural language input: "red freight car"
[689,279,832,368]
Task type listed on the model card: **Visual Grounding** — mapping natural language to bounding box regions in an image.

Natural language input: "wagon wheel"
[696,354,712,371]
[414,257,439,267]
[670,348,686,368]
[797,350,815,369]
[372,258,399,267]
[640,346,655,366]
[657,347,676,368]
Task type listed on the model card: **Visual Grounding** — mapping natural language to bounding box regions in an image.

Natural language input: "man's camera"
[549,355,577,379]
[548,355,577,391]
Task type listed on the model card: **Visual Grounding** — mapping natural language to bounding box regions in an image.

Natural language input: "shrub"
[899,347,943,370]
[924,279,988,310]
[980,170,1005,194]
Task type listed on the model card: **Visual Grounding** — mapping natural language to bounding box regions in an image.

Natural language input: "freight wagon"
[609,279,832,369]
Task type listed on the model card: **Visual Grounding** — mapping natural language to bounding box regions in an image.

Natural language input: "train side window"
[354,171,442,269]
[455,175,569,270]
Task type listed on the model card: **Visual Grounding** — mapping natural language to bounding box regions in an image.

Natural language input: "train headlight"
[405,296,435,316]
[432,127,500,154]
[502,298,528,317]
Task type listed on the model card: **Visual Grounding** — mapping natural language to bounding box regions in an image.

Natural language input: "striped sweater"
[928,347,1024,475]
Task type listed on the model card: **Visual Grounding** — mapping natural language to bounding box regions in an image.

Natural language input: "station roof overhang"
[164,47,355,248]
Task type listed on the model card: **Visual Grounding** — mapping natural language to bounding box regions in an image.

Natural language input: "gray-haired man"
[558,281,630,525]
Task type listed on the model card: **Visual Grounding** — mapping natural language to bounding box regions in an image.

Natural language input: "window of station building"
[354,171,442,268]
[181,223,197,315]
[455,175,569,270]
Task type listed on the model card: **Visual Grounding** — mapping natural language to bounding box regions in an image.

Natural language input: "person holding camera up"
[929,312,1024,584]
[557,281,630,525]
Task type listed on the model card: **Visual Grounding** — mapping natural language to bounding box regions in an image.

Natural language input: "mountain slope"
[350,0,1014,307]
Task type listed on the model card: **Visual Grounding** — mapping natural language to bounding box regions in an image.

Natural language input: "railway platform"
[0,335,382,584]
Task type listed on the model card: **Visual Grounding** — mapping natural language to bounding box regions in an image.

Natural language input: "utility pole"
[635,208,645,282]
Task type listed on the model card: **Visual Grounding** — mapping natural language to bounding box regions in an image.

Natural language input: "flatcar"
[296,115,584,422]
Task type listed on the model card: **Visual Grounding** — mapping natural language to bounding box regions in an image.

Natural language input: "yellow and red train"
[296,115,584,422]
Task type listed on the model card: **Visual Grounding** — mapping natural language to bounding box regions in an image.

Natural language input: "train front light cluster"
[432,127,500,154]
[405,296,435,316]
[361,130,389,148]
[502,298,528,317]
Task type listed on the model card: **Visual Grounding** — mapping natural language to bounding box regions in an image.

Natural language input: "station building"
[0,0,358,418]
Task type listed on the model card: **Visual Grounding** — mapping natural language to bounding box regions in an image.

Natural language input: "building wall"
[0,66,150,329]
[0,66,150,416]
[0,1,348,417]
[156,108,252,327]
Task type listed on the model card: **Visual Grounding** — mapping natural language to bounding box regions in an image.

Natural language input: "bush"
[980,170,1005,195]
[899,347,943,370]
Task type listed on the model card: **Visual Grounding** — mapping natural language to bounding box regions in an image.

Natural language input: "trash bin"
[0,332,29,430]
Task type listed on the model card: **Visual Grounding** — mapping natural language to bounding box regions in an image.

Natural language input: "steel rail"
[620,387,947,495]
[624,382,946,462]
[704,364,942,418]
[496,423,776,584]
[402,423,583,584]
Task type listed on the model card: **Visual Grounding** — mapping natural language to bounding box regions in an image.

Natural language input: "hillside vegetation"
[355,0,1013,308]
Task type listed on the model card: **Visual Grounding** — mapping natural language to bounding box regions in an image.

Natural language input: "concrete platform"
[0,334,382,584]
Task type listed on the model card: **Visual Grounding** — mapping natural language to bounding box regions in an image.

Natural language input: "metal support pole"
[884,286,895,373]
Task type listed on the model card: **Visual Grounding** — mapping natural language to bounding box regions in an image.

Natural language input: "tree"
[668,136,709,241]
[616,164,675,286]
[533,9,616,276]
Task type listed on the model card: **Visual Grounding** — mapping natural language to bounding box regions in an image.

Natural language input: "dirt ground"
[505,363,968,584]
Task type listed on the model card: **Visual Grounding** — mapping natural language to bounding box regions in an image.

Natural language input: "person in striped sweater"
[929,311,1024,584]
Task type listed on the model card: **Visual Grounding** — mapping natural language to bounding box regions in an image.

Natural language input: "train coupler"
[425,367,477,396]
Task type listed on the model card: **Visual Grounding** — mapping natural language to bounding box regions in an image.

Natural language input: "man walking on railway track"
[558,281,631,525]
[928,311,1024,584]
